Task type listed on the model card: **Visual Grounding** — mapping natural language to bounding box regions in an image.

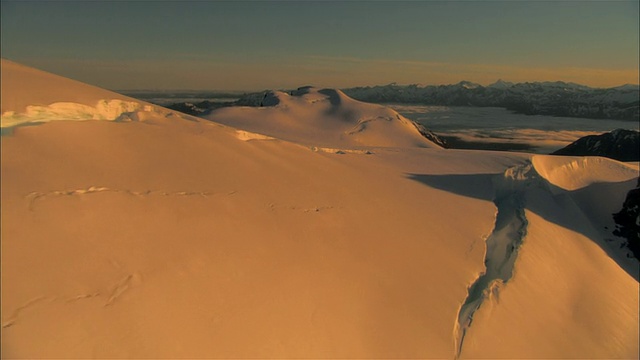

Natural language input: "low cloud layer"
[390,105,637,153]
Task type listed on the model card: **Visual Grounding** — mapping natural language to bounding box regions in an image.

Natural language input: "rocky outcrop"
[551,129,639,162]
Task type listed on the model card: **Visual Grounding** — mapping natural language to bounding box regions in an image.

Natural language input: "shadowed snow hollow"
[206,86,445,149]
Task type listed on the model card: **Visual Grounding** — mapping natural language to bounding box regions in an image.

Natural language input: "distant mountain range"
[341,81,640,121]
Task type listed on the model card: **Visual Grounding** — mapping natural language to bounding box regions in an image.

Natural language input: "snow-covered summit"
[455,81,481,89]
[207,86,445,149]
[487,79,515,89]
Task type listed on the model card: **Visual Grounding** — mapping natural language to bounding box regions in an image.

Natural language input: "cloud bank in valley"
[389,105,637,153]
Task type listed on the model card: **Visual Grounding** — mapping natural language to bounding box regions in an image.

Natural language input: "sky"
[1,0,639,90]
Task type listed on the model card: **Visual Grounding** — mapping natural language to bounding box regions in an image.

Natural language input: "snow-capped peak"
[455,81,481,89]
[488,79,514,89]
[611,84,640,91]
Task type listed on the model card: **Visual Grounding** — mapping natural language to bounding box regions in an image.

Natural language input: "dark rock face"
[166,100,234,116]
[412,122,447,148]
[613,178,640,260]
[551,129,640,162]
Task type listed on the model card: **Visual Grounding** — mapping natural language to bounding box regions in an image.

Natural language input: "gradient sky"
[1,0,639,90]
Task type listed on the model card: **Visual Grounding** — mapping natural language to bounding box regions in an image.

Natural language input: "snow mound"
[206,86,443,149]
[532,155,639,191]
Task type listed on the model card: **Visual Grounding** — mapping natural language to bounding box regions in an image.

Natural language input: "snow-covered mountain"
[612,84,640,91]
[551,129,640,161]
[2,59,639,359]
[205,86,446,149]
[487,79,514,89]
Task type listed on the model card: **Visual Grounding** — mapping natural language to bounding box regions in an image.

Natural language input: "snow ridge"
[454,163,539,358]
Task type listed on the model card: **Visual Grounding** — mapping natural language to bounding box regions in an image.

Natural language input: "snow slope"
[1,60,638,359]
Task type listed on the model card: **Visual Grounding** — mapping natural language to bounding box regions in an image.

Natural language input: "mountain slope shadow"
[407,170,639,282]
[407,173,495,203]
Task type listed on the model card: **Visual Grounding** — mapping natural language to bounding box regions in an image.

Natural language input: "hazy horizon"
[112,78,640,93]
[2,1,638,91]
